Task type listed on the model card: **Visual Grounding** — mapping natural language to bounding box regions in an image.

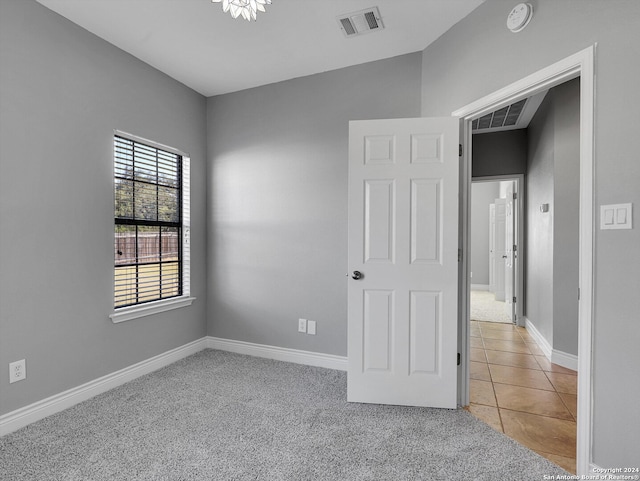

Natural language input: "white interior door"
[489,203,496,292]
[347,117,459,408]
[492,198,506,301]
[504,183,516,321]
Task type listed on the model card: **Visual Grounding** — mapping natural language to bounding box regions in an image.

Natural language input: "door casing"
[452,46,595,475]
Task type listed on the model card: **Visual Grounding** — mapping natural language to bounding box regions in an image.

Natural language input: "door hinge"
[513,192,517,200]
[513,244,517,252]
[513,296,517,303]
[458,249,462,262]
[457,353,461,366]
[459,144,463,157]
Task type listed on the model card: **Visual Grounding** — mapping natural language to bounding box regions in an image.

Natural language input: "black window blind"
[114,135,182,308]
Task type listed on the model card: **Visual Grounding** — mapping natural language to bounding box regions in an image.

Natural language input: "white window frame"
[110,130,195,323]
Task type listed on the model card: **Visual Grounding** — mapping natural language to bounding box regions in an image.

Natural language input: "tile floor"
[467,320,577,474]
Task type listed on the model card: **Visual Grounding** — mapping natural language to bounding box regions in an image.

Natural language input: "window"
[111,132,192,322]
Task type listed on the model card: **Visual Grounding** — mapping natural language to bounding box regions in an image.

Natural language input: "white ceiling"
[36,0,484,97]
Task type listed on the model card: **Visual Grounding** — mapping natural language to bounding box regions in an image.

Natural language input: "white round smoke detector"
[507,3,533,33]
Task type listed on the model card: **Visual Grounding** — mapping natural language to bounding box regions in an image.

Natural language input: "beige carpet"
[471,290,512,323]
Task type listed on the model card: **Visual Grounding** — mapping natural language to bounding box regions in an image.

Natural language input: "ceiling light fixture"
[211,0,271,21]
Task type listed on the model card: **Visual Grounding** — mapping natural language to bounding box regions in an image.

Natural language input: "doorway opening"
[470,176,524,326]
[469,161,578,471]
[453,46,594,475]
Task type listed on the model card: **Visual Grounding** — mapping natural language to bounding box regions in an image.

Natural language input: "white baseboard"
[0,338,207,437]
[470,284,490,291]
[551,349,578,371]
[523,317,553,359]
[1,337,347,437]
[207,337,348,372]
[523,318,579,371]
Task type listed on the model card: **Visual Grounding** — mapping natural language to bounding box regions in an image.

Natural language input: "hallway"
[467,320,577,473]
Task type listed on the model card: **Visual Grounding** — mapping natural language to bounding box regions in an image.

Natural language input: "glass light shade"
[211,0,272,21]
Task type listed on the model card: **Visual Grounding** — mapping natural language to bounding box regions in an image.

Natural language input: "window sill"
[110,296,196,324]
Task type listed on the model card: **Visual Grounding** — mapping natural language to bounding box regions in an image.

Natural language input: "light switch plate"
[600,203,632,230]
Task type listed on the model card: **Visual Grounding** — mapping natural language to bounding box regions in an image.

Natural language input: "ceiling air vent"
[472,91,548,134]
[337,7,384,38]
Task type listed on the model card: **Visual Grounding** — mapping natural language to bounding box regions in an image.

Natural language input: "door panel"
[363,289,394,372]
[409,290,440,374]
[493,199,506,301]
[410,179,440,263]
[347,117,458,409]
[504,182,516,321]
[364,180,395,263]
[489,204,496,292]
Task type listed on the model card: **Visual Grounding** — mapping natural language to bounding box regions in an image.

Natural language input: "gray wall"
[526,88,556,345]
[470,182,501,285]
[551,79,580,357]
[472,130,528,177]
[206,53,423,356]
[0,0,208,415]
[526,79,580,357]
[421,0,640,466]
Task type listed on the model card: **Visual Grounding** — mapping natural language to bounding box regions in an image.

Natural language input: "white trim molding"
[523,317,553,359]
[1,337,347,437]
[110,296,196,323]
[0,338,206,436]
[523,317,579,371]
[207,337,348,372]
[552,349,579,372]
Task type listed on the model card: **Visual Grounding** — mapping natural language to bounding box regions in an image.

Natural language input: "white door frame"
[452,46,595,475]
[472,174,525,324]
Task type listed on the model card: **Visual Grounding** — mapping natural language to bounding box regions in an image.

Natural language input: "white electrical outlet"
[307,320,317,335]
[298,318,307,333]
[9,359,26,384]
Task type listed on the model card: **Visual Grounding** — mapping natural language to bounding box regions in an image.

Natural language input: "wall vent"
[337,7,384,37]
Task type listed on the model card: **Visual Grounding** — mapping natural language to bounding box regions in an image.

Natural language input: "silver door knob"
[352,271,363,280]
